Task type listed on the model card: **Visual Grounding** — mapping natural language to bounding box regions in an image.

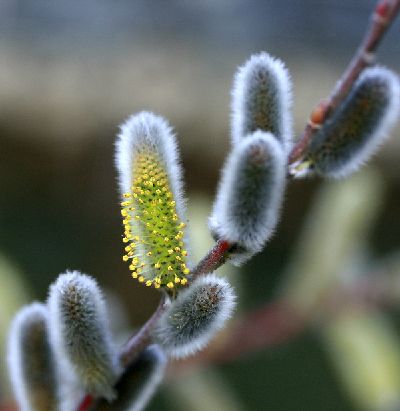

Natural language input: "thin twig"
[119,296,167,367]
[288,0,400,165]
[189,239,232,279]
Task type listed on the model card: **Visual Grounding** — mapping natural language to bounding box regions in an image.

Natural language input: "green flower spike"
[115,112,190,290]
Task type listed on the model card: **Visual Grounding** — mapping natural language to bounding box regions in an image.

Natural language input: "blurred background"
[1,1,400,410]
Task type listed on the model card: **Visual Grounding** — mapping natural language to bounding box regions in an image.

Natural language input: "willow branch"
[289,0,400,165]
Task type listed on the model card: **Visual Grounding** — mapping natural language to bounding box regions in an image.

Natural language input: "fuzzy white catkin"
[209,131,286,265]
[47,271,120,401]
[305,66,400,179]
[115,111,186,219]
[7,303,58,411]
[231,52,293,152]
[95,345,167,411]
[154,274,236,359]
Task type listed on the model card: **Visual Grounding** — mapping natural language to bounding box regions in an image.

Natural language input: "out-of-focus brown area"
[1,1,400,410]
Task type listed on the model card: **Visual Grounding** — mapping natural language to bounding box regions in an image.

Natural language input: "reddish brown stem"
[190,239,232,279]
[119,296,167,367]
[288,0,400,165]
[78,395,94,411]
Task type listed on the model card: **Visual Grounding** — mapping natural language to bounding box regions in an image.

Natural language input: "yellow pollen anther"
[147,251,152,256]
[168,249,173,255]
[125,245,132,252]
[146,281,152,287]
[121,209,128,217]
[167,266,173,271]
[138,276,145,283]
[183,268,190,275]
[154,263,161,269]
[174,277,181,284]
[167,282,174,289]
[132,272,138,279]
[154,283,161,289]
[182,250,188,256]
[123,237,129,243]
[123,193,131,198]
[164,237,170,243]
[122,255,129,262]
[181,278,188,285]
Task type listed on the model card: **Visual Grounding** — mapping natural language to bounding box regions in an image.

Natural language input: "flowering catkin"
[7,303,58,411]
[154,274,236,359]
[231,52,293,152]
[209,131,286,264]
[47,271,120,401]
[303,66,400,178]
[115,111,190,289]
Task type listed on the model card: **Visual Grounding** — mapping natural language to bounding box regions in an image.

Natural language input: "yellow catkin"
[121,150,190,288]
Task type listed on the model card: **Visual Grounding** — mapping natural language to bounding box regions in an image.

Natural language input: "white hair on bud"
[47,271,120,401]
[95,345,167,411]
[307,66,400,179]
[231,52,293,152]
[7,303,58,411]
[115,111,186,219]
[154,274,236,359]
[209,131,286,265]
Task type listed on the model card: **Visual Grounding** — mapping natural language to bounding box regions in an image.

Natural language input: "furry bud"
[115,111,190,290]
[209,131,286,264]
[154,274,236,359]
[95,345,167,411]
[47,271,120,401]
[300,66,400,178]
[7,303,58,411]
[231,52,293,152]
